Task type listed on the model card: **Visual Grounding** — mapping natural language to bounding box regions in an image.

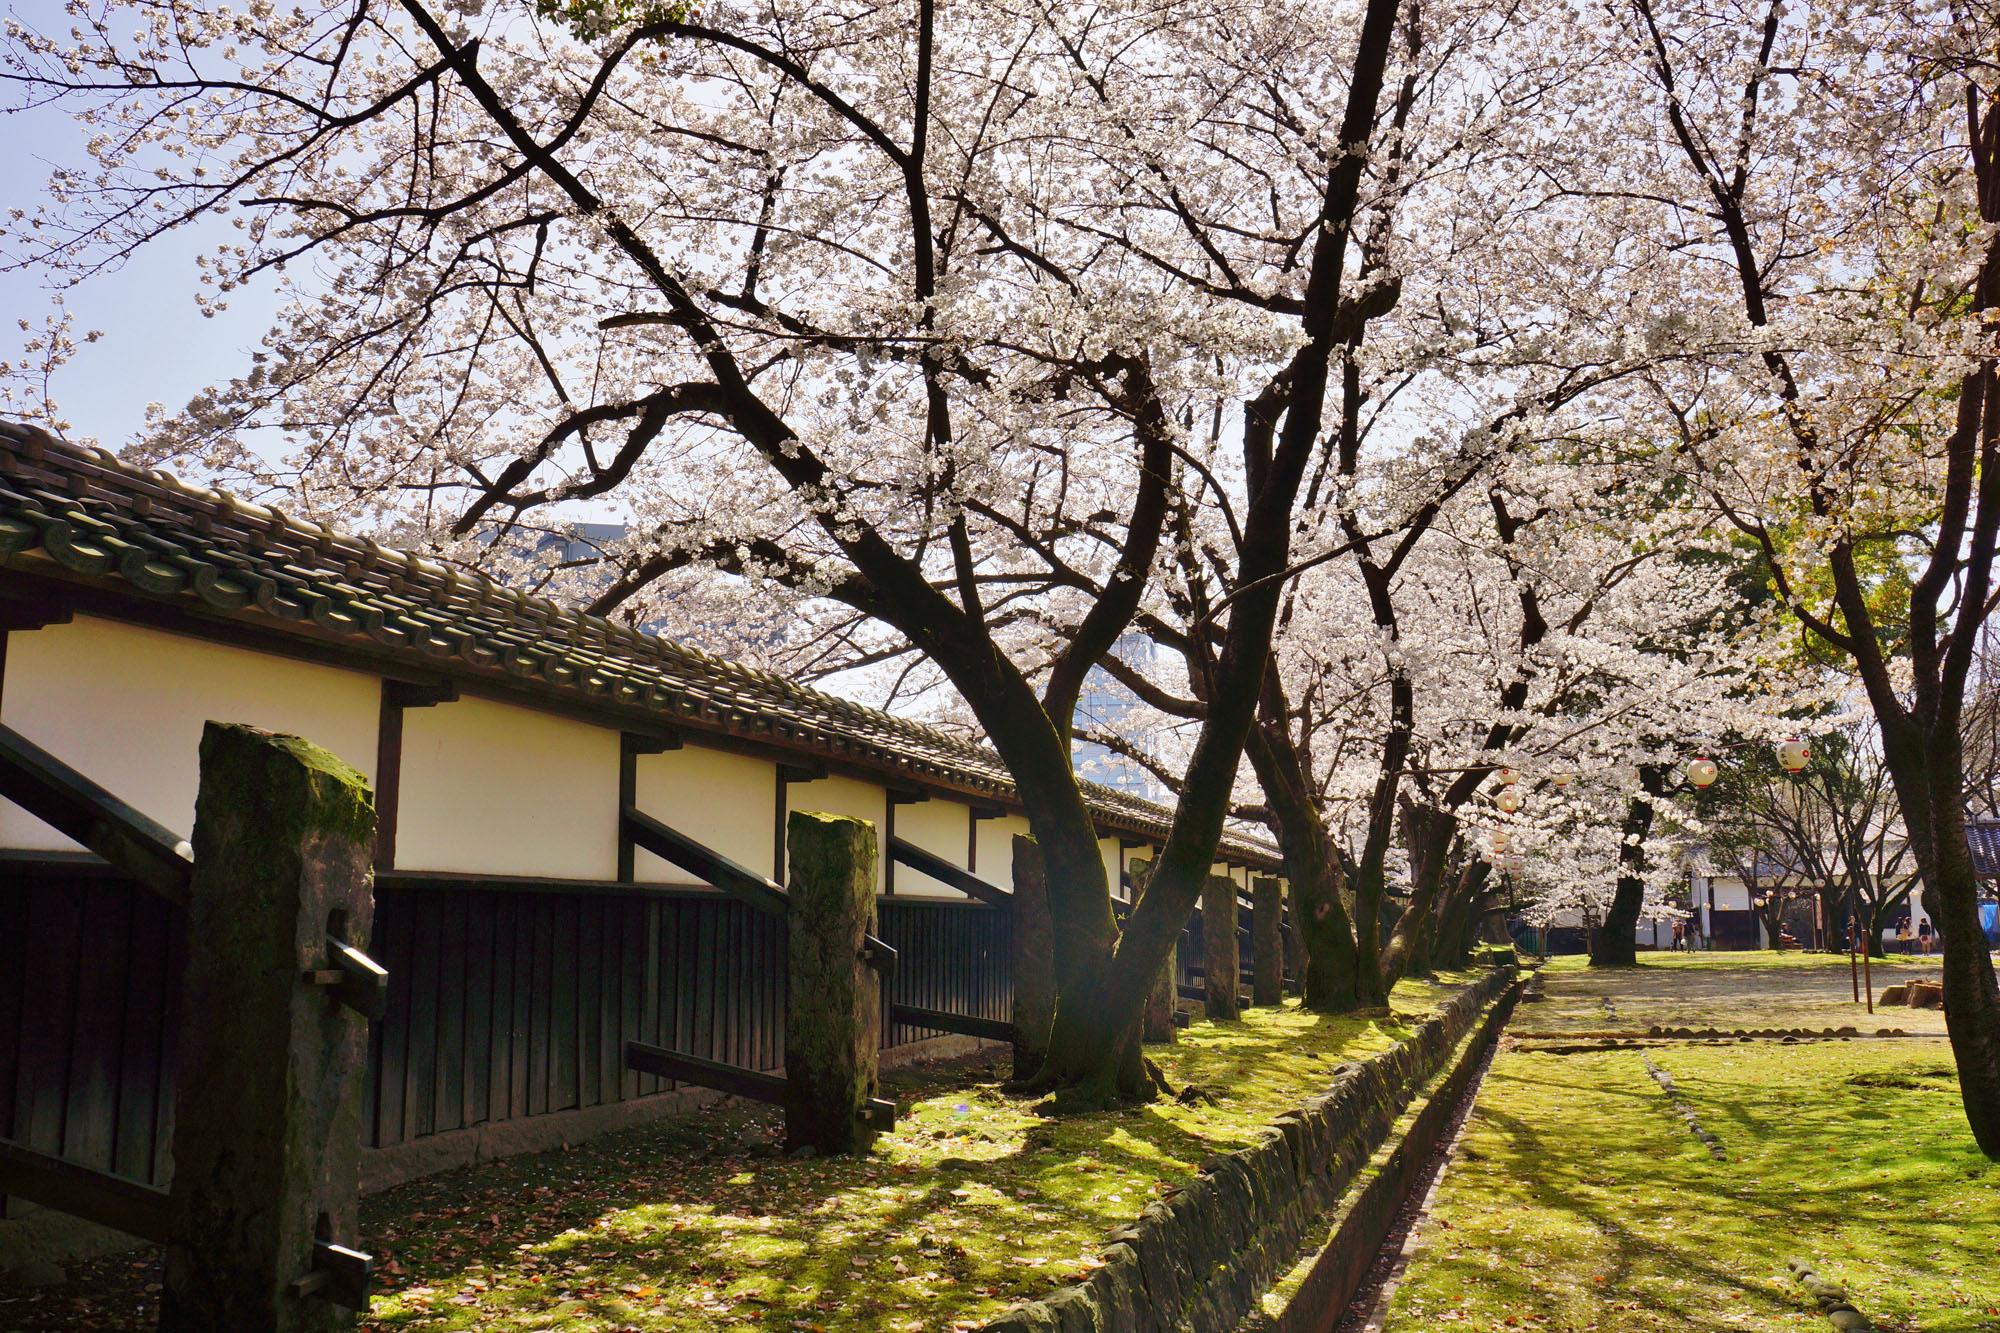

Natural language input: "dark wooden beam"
[623,1041,896,1129]
[889,1004,1014,1043]
[888,837,1011,907]
[617,732,677,881]
[373,679,458,872]
[0,1139,175,1243]
[0,589,73,633]
[0,722,192,905]
[624,805,789,918]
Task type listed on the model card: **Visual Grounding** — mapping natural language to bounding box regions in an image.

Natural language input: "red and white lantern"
[1687,756,1719,788]
[1777,738,1810,774]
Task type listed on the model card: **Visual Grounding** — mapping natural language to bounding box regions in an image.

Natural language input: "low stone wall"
[981,969,1518,1333]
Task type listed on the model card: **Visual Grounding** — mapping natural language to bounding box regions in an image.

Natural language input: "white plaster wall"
[973,813,1035,892]
[1099,838,1125,902]
[397,695,619,879]
[785,773,889,892]
[0,616,379,849]
[1710,877,1752,911]
[891,797,971,899]
[632,743,777,883]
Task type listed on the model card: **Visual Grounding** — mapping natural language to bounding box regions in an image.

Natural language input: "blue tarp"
[1982,901,1999,944]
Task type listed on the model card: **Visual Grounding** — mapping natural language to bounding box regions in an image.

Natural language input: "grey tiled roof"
[0,423,1279,867]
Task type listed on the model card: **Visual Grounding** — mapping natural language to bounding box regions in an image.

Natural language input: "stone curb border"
[1514,1025,1899,1041]
[1788,1258,1876,1331]
[1642,1056,1726,1159]
[1265,974,1524,1333]
[978,968,1521,1333]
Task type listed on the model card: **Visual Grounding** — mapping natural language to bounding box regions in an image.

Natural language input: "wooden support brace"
[623,805,788,917]
[0,722,193,904]
[860,934,898,980]
[0,1138,174,1244]
[300,936,388,1021]
[889,1004,1015,1044]
[622,1042,900,1130]
[888,837,1011,906]
[289,1241,373,1312]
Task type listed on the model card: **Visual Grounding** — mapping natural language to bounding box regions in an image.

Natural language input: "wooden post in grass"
[162,723,379,1332]
[1253,877,1284,1007]
[1010,835,1055,1078]
[1204,875,1241,1021]
[785,811,883,1154]
[1132,859,1178,1043]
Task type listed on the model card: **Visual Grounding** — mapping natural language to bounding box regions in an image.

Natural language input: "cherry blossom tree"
[1,0,1465,1102]
[1561,0,2000,1152]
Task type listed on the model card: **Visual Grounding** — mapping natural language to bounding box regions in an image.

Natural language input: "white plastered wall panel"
[973,813,1034,892]
[890,797,971,899]
[785,773,888,892]
[397,695,620,879]
[0,615,379,849]
[1098,838,1124,902]
[631,743,777,883]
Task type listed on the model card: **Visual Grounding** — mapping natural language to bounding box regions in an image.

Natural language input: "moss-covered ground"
[0,974,1476,1332]
[1381,958,2000,1333]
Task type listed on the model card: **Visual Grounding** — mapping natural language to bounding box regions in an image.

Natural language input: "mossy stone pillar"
[162,723,376,1333]
[1253,877,1284,1007]
[1010,835,1055,1078]
[1131,859,1178,1043]
[784,811,882,1155]
[1203,875,1241,1021]
[1285,880,1311,996]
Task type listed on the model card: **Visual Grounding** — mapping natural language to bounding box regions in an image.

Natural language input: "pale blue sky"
[2,0,281,447]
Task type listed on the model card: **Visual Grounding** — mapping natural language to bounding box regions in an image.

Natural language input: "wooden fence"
[1,864,1026,1191]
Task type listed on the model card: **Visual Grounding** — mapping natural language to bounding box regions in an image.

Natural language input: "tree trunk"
[1245,715,1369,1011]
[1129,860,1179,1044]
[1382,802,1456,984]
[1593,764,1662,967]
[1882,722,2000,1157]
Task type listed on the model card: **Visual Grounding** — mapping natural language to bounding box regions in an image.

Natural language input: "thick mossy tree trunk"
[1245,718,1367,1011]
[1130,859,1178,1044]
[1881,725,2000,1157]
[1382,801,1456,983]
[1593,763,1663,968]
[1430,861,1492,971]
[1009,835,1055,1079]
[1253,877,1285,1006]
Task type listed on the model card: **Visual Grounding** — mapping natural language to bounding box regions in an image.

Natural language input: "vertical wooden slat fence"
[3,861,1269,1196]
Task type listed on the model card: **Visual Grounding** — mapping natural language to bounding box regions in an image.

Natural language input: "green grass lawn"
[346,973,1474,1332]
[1383,991,2000,1331]
[1522,952,1950,1036]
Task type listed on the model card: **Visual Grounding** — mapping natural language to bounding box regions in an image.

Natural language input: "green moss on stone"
[197,722,375,850]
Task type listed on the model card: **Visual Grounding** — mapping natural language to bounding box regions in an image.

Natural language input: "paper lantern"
[1687,756,1719,788]
[1497,766,1519,786]
[1551,771,1573,789]
[1777,738,1810,773]
[1496,788,1522,814]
